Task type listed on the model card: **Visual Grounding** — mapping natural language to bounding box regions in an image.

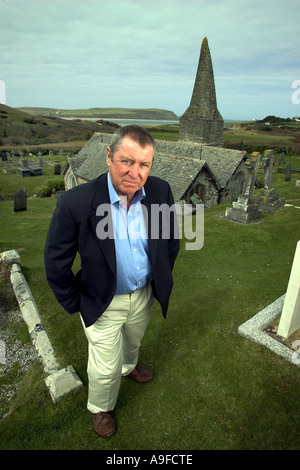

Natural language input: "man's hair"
[109,125,156,160]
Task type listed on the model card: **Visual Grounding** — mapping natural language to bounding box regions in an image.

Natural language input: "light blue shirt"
[107,172,152,294]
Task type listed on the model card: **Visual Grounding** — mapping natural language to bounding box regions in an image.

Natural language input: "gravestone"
[278,153,285,165]
[14,188,27,212]
[256,150,285,214]
[29,164,42,176]
[285,163,291,182]
[3,167,13,174]
[224,153,262,224]
[17,167,31,177]
[38,156,44,167]
[277,241,300,338]
[230,179,242,203]
[54,163,61,175]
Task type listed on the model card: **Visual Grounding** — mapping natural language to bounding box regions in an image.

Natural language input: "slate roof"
[155,140,247,189]
[150,153,212,202]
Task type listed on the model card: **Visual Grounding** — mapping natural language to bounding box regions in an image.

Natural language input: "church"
[63,38,247,207]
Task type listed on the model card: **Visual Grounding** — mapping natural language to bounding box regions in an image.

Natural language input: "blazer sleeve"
[44,195,80,314]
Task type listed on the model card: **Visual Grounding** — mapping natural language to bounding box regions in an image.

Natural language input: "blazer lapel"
[90,174,116,275]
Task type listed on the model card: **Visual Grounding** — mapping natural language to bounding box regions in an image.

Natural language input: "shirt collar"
[107,171,146,206]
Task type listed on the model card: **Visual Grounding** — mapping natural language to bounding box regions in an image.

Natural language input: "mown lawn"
[0,153,300,450]
[0,154,67,198]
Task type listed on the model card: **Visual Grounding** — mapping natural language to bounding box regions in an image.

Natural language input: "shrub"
[35,179,65,198]
[46,179,65,192]
[35,185,52,198]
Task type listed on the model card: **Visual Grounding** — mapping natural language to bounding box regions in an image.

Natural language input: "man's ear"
[106,147,111,166]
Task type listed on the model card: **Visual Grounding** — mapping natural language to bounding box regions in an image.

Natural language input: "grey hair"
[109,125,156,160]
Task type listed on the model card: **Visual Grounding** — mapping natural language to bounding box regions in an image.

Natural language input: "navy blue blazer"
[44,173,180,327]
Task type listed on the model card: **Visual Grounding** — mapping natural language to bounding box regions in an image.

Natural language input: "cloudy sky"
[1,0,299,120]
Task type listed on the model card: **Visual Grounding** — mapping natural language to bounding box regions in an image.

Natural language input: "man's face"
[107,136,154,204]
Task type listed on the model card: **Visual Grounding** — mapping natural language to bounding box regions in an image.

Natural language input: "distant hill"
[18,107,179,121]
[0,104,118,148]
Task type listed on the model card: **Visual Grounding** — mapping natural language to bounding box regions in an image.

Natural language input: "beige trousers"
[81,283,154,413]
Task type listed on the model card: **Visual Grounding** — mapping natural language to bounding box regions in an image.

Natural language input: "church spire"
[179,37,224,146]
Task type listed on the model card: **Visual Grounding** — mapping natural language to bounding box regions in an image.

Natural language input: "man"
[44,125,180,437]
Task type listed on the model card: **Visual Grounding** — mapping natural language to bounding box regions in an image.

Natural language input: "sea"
[89,118,240,126]
[95,118,179,126]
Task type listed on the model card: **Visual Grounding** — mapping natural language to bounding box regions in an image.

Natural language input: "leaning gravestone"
[277,241,300,338]
[14,188,27,212]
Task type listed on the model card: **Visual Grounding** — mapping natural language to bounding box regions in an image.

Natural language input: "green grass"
[223,121,300,156]
[0,154,67,198]
[0,154,300,450]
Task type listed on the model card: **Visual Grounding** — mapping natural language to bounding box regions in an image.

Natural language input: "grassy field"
[18,106,179,121]
[0,154,67,199]
[223,120,300,154]
[0,140,300,450]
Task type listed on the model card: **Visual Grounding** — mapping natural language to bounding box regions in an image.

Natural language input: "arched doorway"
[188,183,206,205]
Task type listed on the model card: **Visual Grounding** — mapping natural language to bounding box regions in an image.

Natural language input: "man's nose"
[128,164,139,178]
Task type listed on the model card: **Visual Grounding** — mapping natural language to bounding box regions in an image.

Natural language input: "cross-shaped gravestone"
[256,149,285,214]
[243,152,261,198]
[261,150,275,190]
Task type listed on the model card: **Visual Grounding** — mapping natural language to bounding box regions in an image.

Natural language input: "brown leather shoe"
[126,365,153,383]
[93,411,116,438]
